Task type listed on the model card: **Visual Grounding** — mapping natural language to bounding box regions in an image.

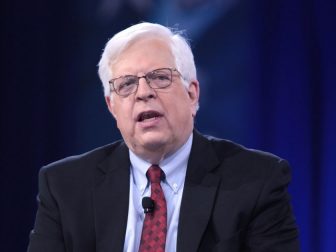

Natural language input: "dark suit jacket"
[28,130,299,252]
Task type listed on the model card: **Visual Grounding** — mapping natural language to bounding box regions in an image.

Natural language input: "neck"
[130,133,193,164]
[134,146,175,165]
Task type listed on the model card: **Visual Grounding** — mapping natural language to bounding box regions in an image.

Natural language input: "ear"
[105,96,117,119]
[187,80,200,116]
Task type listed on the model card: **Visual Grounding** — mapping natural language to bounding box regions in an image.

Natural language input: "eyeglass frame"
[108,67,184,97]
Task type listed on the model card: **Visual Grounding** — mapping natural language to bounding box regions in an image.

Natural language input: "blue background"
[1,0,335,251]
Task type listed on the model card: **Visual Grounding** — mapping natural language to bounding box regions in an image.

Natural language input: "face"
[105,37,199,163]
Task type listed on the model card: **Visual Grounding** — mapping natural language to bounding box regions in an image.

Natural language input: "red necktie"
[139,165,167,252]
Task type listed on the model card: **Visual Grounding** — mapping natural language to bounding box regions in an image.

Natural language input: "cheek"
[113,104,134,130]
[116,113,131,127]
[175,93,193,111]
[167,101,190,123]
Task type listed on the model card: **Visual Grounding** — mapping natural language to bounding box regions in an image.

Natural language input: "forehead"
[112,37,175,75]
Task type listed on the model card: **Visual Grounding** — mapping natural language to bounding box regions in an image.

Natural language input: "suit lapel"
[93,142,130,252]
[177,131,221,252]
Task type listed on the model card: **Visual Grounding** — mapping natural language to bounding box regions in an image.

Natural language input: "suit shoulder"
[203,134,289,173]
[40,140,125,175]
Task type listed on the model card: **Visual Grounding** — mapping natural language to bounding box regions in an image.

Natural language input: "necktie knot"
[146,165,165,184]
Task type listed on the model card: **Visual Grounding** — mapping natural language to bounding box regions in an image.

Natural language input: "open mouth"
[137,110,163,122]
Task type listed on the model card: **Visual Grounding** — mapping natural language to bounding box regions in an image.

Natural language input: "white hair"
[97,22,197,98]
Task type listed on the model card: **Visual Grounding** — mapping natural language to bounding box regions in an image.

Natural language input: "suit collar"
[94,142,130,252]
[96,141,130,174]
[184,130,220,182]
[177,130,221,252]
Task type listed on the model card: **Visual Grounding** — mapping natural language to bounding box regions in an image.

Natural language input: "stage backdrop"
[1,0,335,251]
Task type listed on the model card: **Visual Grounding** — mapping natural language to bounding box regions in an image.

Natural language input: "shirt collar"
[129,133,193,195]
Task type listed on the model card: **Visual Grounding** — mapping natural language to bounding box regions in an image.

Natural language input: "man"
[28,22,299,251]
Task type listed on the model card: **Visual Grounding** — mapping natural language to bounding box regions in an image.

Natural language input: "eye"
[149,70,171,81]
[118,76,137,90]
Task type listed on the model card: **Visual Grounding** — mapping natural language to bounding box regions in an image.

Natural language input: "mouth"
[136,110,163,122]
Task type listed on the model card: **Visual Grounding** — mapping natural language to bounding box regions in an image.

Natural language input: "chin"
[139,133,170,151]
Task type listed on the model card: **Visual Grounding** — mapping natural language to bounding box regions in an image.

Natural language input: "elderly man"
[28,22,299,252]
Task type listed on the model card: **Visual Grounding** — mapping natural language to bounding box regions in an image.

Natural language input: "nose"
[135,76,156,101]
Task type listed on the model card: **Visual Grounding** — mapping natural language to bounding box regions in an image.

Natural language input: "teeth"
[144,117,153,121]
[138,112,161,122]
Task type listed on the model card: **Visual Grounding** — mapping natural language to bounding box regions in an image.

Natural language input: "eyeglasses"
[109,68,182,97]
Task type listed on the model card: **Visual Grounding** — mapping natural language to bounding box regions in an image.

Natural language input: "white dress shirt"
[123,133,193,252]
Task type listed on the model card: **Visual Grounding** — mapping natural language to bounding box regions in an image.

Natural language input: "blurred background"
[1,0,335,251]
